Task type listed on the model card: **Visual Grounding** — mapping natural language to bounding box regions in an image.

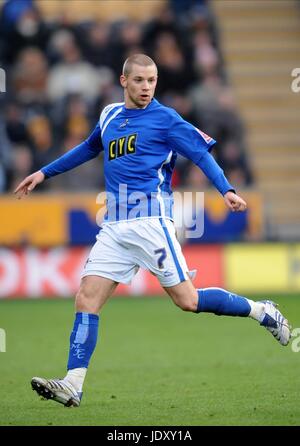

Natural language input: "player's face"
[120,64,158,109]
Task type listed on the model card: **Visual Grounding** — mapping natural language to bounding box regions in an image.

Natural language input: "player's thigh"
[82,225,139,285]
[163,279,198,312]
[76,275,118,314]
[126,218,190,287]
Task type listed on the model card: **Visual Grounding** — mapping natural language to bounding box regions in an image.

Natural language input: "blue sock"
[67,312,99,370]
[196,288,251,316]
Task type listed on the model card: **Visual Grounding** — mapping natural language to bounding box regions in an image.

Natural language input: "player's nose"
[142,81,150,90]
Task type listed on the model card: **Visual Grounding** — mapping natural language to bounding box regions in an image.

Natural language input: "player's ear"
[120,75,127,88]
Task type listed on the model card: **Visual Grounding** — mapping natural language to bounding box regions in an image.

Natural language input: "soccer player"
[15,54,291,408]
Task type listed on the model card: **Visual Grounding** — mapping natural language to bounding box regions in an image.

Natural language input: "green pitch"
[0,295,300,426]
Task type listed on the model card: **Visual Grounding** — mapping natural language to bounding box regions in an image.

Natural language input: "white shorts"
[82,218,190,287]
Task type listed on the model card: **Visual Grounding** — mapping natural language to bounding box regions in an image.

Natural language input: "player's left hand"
[224,191,247,212]
[14,170,45,199]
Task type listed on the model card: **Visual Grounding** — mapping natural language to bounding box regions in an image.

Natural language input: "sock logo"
[71,343,85,359]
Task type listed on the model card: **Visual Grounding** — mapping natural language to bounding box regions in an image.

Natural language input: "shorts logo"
[84,258,92,268]
[163,271,173,277]
[108,133,137,160]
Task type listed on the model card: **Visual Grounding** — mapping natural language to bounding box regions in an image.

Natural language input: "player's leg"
[31,275,117,407]
[164,280,257,316]
[63,275,118,398]
[164,280,257,317]
[163,278,198,312]
[136,218,291,347]
[31,223,137,407]
[164,281,291,346]
[75,274,118,314]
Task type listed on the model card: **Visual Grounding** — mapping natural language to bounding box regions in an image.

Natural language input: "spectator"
[154,32,196,96]
[47,40,100,102]
[0,1,50,65]
[4,102,29,145]
[10,144,33,191]
[82,22,114,68]
[26,115,57,178]
[12,47,48,106]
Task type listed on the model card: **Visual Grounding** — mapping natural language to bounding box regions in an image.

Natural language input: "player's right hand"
[14,170,45,199]
[223,190,247,212]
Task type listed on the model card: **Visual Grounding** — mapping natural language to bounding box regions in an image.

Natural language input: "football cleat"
[31,377,82,407]
[259,300,291,346]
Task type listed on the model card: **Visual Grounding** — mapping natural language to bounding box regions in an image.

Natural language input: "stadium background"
[1,0,300,428]
[0,0,300,297]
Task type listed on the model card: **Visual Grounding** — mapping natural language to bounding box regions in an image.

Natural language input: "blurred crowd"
[0,0,253,193]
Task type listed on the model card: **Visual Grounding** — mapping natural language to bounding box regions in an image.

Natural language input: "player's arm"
[168,111,247,212]
[197,151,247,212]
[14,123,103,199]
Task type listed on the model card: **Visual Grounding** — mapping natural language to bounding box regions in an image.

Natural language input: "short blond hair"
[122,54,157,76]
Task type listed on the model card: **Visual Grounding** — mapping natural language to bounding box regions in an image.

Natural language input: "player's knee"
[75,286,96,311]
[175,299,197,312]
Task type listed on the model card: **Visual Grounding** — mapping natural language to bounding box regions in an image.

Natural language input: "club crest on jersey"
[108,133,137,160]
[195,127,212,143]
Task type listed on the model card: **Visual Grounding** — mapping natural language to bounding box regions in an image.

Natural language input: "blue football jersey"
[41,98,232,223]
[99,98,216,222]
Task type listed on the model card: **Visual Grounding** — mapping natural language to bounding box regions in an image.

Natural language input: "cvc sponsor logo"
[291,68,300,93]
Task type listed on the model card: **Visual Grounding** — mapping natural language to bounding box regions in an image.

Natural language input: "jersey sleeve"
[196,151,235,195]
[85,122,103,151]
[168,109,234,195]
[41,123,103,179]
[167,109,216,164]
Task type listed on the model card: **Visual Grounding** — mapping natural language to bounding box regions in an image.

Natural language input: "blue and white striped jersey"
[99,98,216,221]
[42,98,233,223]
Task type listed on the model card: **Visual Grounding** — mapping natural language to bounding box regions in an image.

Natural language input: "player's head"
[120,54,158,109]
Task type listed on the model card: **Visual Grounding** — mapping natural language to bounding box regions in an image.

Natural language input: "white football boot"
[31,377,82,407]
[259,300,291,346]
